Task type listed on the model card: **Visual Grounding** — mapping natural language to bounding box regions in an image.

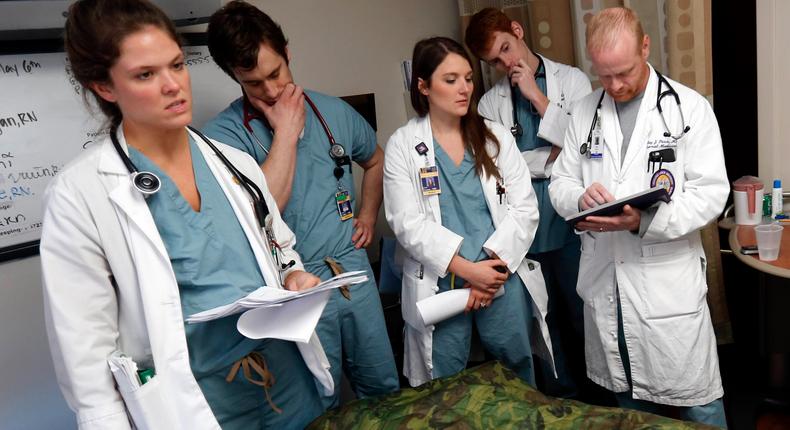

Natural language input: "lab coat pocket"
[638,247,705,319]
[118,376,177,430]
[401,257,435,330]
[576,235,606,303]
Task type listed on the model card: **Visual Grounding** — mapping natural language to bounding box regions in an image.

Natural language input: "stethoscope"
[509,55,546,138]
[110,124,296,282]
[242,92,352,182]
[580,70,691,158]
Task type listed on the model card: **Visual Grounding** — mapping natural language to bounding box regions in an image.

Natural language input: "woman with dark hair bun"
[42,0,327,428]
[384,36,555,387]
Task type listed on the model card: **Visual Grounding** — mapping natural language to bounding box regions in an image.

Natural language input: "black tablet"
[565,186,671,225]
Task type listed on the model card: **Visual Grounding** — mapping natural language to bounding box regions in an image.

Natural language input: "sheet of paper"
[185,271,368,323]
[237,290,332,343]
[416,286,505,326]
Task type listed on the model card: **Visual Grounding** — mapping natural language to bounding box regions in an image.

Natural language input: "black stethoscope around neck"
[580,69,691,158]
[110,124,271,230]
[242,92,351,182]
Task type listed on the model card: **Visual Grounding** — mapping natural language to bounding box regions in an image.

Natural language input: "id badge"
[335,190,354,221]
[590,108,603,159]
[419,166,441,196]
[590,129,603,159]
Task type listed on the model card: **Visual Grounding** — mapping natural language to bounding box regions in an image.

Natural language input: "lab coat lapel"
[101,131,170,262]
[191,130,280,289]
[542,55,561,105]
[413,115,441,221]
[599,92,622,175]
[620,66,659,176]
[496,82,512,127]
[479,144,501,223]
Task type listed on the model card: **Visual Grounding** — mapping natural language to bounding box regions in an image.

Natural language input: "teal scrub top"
[128,139,264,377]
[514,61,575,254]
[432,141,496,291]
[203,90,378,266]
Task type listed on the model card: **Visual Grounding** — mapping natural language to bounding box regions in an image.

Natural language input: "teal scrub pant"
[431,273,536,385]
[307,253,399,409]
[530,237,584,398]
[195,339,324,429]
[616,296,727,428]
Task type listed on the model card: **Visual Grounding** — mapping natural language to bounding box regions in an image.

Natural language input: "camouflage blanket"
[308,361,715,429]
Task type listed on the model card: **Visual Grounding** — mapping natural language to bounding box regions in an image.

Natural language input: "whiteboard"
[0,42,240,260]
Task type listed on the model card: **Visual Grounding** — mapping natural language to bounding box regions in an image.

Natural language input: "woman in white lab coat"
[41,1,330,428]
[383,37,554,387]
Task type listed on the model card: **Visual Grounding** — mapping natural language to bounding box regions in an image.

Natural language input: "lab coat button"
[432,286,439,292]
[608,296,614,303]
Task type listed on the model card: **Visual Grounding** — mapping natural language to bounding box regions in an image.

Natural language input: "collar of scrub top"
[509,54,546,138]
[110,123,271,230]
[242,92,352,181]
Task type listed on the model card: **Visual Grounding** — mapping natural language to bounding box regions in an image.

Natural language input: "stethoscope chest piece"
[329,143,346,159]
[131,171,161,196]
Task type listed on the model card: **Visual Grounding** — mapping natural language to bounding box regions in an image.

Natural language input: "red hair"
[465,8,514,58]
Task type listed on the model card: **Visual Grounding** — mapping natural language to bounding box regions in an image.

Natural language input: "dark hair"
[64,0,180,127]
[207,1,288,81]
[410,37,501,180]
[464,8,515,58]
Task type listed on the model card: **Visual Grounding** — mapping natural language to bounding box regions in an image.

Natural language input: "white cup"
[755,224,784,261]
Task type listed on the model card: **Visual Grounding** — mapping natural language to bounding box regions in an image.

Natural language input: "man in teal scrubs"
[203,1,398,409]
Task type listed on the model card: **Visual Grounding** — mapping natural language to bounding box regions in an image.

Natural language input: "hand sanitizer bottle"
[772,179,783,218]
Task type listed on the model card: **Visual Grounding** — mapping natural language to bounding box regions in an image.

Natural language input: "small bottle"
[772,179,783,218]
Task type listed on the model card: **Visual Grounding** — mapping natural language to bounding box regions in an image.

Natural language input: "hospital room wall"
[0,2,461,428]
[757,0,790,184]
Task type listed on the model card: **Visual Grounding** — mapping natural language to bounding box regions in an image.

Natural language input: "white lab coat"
[478,55,592,178]
[383,114,554,387]
[548,65,729,406]
[40,127,333,430]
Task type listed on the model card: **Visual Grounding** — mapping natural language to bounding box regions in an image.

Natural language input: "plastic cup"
[754,224,784,261]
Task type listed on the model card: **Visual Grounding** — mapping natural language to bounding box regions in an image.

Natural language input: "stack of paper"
[416,286,505,326]
[185,271,368,324]
[237,290,332,343]
[108,353,141,393]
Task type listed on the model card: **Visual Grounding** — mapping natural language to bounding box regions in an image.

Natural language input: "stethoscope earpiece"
[131,171,161,195]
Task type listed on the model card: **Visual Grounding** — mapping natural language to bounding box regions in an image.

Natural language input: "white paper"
[237,290,332,343]
[416,286,505,326]
[185,271,368,323]
[108,353,140,393]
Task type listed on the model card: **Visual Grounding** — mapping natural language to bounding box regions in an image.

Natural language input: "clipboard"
[565,186,671,225]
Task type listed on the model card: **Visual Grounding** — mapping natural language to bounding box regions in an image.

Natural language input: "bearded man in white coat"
[548,7,728,428]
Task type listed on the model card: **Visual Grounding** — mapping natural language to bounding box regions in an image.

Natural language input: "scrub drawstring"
[324,256,352,300]
[226,351,282,414]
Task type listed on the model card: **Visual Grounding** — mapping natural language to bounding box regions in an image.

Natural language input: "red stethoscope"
[242,92,351,180]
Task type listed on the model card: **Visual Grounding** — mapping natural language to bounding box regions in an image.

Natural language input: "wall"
[757,0,790,185]
[0,1,460,427]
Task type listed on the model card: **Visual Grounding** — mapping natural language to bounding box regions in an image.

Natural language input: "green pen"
[137,368,155,385]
